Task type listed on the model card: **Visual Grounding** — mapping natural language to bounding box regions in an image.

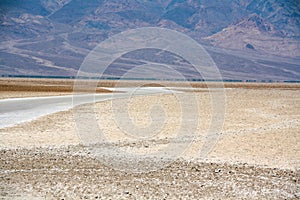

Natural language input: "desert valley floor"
[0,78,299,199]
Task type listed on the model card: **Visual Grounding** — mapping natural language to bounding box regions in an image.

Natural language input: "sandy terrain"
[0,79,299,199]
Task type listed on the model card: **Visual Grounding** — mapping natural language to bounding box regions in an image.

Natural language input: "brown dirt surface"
[0,78,112,99]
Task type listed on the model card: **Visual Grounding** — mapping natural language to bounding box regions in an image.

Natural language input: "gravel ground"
[1,146,299,199]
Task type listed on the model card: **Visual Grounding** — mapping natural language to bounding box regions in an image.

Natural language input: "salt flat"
[0,81,299,199]
[0,87,173,128]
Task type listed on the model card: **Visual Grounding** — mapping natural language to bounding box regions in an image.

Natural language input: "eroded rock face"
[41,0,72,13]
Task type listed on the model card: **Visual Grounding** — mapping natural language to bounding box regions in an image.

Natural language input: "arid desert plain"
[0,78,299,199]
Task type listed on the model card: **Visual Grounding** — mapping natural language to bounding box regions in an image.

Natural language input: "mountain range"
[0,0,299,80]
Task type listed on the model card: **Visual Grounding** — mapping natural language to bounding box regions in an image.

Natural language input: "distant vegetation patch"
[246,43,255,50]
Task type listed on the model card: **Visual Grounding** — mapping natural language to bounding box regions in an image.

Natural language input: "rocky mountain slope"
[205,14,299,57]
[0,0,299,80]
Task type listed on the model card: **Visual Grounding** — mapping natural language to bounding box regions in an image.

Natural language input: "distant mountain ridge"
[205,14,299,57]
[0,0,299,80]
